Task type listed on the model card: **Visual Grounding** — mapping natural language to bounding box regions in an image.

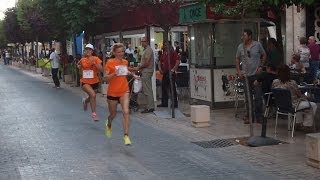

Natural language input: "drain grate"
[192,139,237,149]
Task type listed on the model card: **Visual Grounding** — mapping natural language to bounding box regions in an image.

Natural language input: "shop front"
[180,3,275,108]
[306,3,320,43]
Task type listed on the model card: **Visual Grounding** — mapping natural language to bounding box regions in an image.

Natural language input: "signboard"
[179,4,207,24]
[213,68,244,102]
[190,68,212,102]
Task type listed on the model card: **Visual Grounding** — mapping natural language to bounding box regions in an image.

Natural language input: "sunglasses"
[247,50,251,58]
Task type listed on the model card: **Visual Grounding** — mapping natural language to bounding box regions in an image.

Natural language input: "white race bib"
[115,65,128,76]
[83,70,94,78]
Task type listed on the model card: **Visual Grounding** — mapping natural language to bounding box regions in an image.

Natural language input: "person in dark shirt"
[254,64,277,120]
[254,63,277,94]
[266,38,281,68]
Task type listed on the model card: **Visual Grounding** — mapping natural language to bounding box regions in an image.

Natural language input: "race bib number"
[83,70,94,78]
[115,65,128,76]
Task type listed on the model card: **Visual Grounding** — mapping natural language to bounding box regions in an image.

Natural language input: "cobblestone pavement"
[0,64,319,180]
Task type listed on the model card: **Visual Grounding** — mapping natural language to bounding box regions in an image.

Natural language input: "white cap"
[85,43,94,50]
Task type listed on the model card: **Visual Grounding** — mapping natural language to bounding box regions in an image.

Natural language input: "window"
[214,22,257,67]
[190,24,212,67]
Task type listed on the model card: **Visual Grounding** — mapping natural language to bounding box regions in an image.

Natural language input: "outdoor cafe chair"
[271,88,313,137]
[263,92,273,118]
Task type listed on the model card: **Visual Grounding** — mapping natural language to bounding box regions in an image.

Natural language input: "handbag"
[133,79,142,93]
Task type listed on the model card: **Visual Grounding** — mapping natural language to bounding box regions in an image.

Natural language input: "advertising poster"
[190,68,212,102]
[213,68,245,102]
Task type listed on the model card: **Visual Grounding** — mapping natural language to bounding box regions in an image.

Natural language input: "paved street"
[0,64,317,180]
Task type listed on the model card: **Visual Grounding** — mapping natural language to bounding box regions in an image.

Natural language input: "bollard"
[191,105,211,128]
[306,133,320,168]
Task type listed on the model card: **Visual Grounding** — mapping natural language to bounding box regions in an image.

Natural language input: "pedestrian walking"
[5,50,11,65]
[78,44,103,121]
[49,48,61,88]
[2,50,6,65]
[104,43,139,145]
[236,29,267,124]
[135,37,155,113]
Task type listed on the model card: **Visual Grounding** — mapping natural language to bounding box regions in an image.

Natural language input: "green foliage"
[200,0,318,17]
[55,0,98,36]
[16,0,35,34]
[38,58,51,69]
[3,8,25,43]
[0,21,8,48]
[16,0,52,42]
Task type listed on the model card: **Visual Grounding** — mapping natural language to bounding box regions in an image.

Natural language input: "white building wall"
[285,6,306,64]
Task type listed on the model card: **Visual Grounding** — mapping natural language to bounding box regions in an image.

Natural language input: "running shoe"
[91,113,99,121]
[82,98,88,111]
[123,135,132,145]
[105,120,112,138]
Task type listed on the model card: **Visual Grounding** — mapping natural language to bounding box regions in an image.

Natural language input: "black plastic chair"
[263,92,274,118]
[271,88,313,137]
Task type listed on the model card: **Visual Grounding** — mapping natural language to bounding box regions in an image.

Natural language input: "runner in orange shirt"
[104,43,138,145]
[78,44,103,121]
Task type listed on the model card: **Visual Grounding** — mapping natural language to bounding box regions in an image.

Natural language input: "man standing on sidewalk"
[49,48,60,88]
[236,29,266,124]
[307,36,320,82]
[158,41,180,108]
[137,37,155,113]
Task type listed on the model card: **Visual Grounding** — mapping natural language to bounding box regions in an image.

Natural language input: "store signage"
[179,4,207,24]
[190,68,212,102]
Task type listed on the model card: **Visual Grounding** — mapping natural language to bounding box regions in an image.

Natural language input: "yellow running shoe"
[123,135,132,145]
[105,121,112,138]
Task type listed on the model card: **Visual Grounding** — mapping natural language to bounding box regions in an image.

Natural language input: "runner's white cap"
[85,43,94,50]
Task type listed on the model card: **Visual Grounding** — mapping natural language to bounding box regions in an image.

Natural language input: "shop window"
[214,22,257,67]
[190,24,212,67]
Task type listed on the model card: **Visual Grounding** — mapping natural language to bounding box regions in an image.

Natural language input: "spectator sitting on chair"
[272,65,317,132]
[254,63,277,94]
[290,53,306,73]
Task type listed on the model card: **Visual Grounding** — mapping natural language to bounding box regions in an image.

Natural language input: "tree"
[3,8,25,43]
[0,20,8,48]
[55,0,98,36]
[97,0,183,42]
[16,0,54,59]
[148,0,183,42]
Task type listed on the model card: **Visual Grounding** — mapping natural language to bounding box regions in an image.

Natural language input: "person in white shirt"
[49,48,60,88]
[154,43,160,63]
[125,44,134,55]
[5,51,11,65]
[297,37,310,69]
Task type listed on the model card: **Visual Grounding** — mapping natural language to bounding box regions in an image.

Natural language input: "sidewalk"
[9,64,320,179]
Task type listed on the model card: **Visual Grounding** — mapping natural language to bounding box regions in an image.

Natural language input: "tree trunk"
[42,41,46,57]
[31,41,34,57]
[21,45,24,63]
[163,26,170,43]
[35,36,39,60]
[161,25,175,118]
[274,9,284,65]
